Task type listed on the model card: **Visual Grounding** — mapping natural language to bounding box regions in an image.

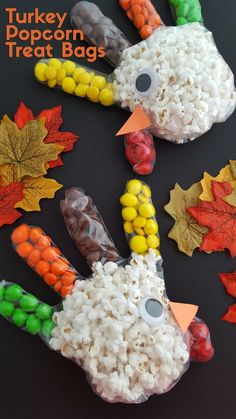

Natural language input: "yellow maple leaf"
[0,116,63,179]
[15,176,62,212]
[200,164,236,202]
[164,183,208,256]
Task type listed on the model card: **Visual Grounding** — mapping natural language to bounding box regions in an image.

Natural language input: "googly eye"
[140,297,164,326]
[135,68,158,96]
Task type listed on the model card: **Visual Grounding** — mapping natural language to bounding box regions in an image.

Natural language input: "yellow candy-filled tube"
[120,179,160,255]
[34,58,115,107]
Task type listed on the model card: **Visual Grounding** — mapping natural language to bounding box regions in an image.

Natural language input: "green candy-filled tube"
[0,281,55,339]
[168,0,203,26]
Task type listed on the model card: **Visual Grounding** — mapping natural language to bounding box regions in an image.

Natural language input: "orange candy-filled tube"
[119,0,163,39]
[11,224,79,298]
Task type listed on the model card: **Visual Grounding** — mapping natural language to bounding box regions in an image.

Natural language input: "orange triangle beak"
[169,302,199,333]
[116,105,151,136]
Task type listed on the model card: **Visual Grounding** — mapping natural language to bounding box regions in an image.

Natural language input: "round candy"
[127,180,142,195]
[99,88,114,106]
[34,62,48,82]
[176,16,188,25]
[138,193,149,203]
[29,227,43,244]
[19,294,39,312]
[122,207,137,221]
[12,309,27,327]
[49,58,62,70]
[42,247,58,263]
[134,227,145,236]
[73,67,86,83]
[147,235,160,249]
[78,71,93,84]
[133,216,146,228]
[41,319,55,339]
[92,75,106,90]
[176,3,189,17]
[62,77,76,94]
[124,221,134,234]
[36,260,50,277]
[139,203,156,218]
[11,224,30,245]
[5,284,23,302]
[0,301,14,317]
[75,83,89,97]
[130,236,148,254]
[44,273,57,286]
[48,79,57,88]
[87,86,100,102]
[28,249,41,267]
[57,68,66,82]
[62,60,76,76]
[144,219,158,235]
[120,193,138,207]
[26,315,41,335]
[16,242,33,258]
[142,185,151,198]
[44,66,57,81]
[36,304,53,320]
[51,260,69,276]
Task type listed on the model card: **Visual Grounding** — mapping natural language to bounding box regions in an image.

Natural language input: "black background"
[0,1,236,418]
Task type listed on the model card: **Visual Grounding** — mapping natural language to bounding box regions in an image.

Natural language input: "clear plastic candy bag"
[34,0,236,147]
[0,181,214,403]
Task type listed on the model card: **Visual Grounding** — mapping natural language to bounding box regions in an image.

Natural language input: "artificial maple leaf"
[15,176,62,212]
[14,102,34,129]
[14,103,79,168]
[222,304,236,324]
[164,182,208,256]
[219,271,236,297]
[0,183,24,227]
[199,164,236,202]
[0,164,18,186]
[0,116,63,179]
[188,181,236,257]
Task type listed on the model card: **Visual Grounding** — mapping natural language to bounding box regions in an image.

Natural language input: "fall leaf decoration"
[0,103,79,227]
[14,102,79,168]
[0,116,62,179]
[0,183,24,227]
[165,161,236,257]
[219,271,236,324]
[188,181,236,257]
[164,183,208,256]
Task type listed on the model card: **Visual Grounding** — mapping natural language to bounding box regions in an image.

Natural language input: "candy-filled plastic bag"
[0,180,214,403]
[35,0,236,147]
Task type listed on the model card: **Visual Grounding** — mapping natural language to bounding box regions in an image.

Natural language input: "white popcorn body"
[50,250,190,403]
[113,24,236,144]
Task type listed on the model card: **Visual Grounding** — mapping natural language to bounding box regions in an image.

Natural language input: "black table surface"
[0,1,236,418]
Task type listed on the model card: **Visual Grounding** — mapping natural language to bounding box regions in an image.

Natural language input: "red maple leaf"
[0,183,24,227]
[14,102,79,168]
[187,181,236,257]
[221,304,236,324]
[219,271,236,297]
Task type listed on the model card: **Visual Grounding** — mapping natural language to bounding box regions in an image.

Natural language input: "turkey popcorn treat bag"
[34,0,236,175]
[0,180,214,403]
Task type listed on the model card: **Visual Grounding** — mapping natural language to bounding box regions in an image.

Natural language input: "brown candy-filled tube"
[71,1,131,66]
[61,188,121,266]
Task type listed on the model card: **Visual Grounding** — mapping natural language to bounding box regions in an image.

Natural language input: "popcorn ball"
[0,180,214,403]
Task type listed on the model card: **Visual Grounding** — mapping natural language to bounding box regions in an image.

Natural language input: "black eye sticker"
[140,297,164,326]
[135,68,158,96]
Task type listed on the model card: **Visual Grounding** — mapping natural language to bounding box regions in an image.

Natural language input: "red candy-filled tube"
[125,130,156,175]
[11,224,79,298]
[119,0,163,39]
[189,317,214,363]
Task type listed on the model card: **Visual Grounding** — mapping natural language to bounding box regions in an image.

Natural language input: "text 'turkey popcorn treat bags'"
[0,180,214,403]
[34,0,236,174]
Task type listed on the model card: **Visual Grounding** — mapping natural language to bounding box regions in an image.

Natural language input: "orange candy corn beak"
[169,302,199,333]
[116,105,151,136]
